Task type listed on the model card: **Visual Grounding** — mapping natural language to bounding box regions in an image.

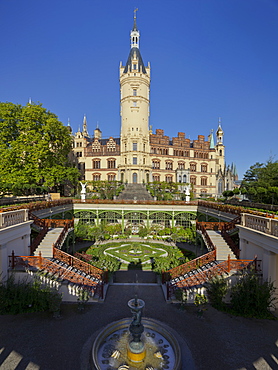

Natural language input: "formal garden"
[79,241,196,272]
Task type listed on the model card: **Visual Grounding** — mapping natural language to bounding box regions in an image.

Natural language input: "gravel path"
[1,277,278,370]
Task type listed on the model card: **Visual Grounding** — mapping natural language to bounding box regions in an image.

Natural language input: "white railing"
[241,213,278,237]
[0,209,29,229]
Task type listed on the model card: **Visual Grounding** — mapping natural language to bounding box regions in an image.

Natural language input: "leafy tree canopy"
[241,159,278,204]
[0,102,79,195]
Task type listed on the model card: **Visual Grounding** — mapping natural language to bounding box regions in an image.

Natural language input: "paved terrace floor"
[1,271,278,370]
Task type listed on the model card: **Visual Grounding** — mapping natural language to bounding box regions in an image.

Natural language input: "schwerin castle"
[71,12,237,198]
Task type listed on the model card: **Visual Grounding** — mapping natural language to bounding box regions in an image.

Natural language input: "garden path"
[1,283,278,369]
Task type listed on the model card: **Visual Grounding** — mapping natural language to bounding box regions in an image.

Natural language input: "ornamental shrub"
[0,275,62,315]
[205,275,228,309]
[230,272,277,319]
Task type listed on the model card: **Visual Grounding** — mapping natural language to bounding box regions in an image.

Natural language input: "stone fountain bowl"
[91,317,182,370]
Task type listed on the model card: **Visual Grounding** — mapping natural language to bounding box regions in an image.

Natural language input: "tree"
[242,159,278,204]
[222,190,234,199]
[0,102,79,195]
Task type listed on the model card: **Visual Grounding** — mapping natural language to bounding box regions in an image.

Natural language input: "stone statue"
[185,185,190,202]
[80,182,87,202]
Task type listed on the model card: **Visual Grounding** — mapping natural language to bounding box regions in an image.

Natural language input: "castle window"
[178,162,185,170]
[76,152,82,157]
[133,101,137,107]
[190,176,196,185]
[165,161,173,170]
[152,160,160,169]
[108,174,116,181]
[201,164,208,172]
[153,175,160,182]
[133,157,137,165]
[93,174,101,181]
[133,142,137,151]
[201,177,207,186]
[133,89,137,96]
[190,163,196,172]
[165,175,173,183]
[107,159,116,169]
[93,160,101,169]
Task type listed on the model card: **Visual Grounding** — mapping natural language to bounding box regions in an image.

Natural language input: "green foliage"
[194,293,208,307]
[206,275,228,309]
[0,102,79,195]
[86,247,121,272]
[194,293,208,318]
[77,288,90,311]
[242,159,278,204]
[174,288,187,309]
[146,181,187,201]
[222,190,234,199]
[85,180,124,200]
[0,275,62,315]
[230,272,277,319]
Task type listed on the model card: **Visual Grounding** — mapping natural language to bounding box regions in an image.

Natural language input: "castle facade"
[72,13,237,198]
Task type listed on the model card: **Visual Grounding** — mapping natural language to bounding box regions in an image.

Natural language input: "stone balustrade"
[0,209,29,229]
[241,213,278,237]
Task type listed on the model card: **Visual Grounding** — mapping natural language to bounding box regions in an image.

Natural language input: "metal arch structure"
[73,207,197,231]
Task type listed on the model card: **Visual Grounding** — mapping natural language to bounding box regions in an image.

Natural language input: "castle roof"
[123,47,147,74]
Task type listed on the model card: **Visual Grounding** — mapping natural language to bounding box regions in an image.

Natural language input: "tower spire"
[130,9,140,48]
[82,114,89,137]
[133,8,138,31]
[218,117,222,128]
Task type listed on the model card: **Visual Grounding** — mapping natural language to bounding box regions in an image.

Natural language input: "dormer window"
[133,64,137,70]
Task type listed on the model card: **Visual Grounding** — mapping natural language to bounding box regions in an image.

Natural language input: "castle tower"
[215,117,225,170]
[119,10,152,184]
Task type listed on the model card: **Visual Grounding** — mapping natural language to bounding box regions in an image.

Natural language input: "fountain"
[91,296,182,369]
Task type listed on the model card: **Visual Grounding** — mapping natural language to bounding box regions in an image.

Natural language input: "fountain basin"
[91,318,182,370]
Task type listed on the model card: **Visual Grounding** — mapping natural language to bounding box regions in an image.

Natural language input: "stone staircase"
[206,230,237,260]
[117,184,153,201]
[34,228,63,258]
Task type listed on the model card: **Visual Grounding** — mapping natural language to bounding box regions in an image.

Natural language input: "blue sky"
[1,0,278,179]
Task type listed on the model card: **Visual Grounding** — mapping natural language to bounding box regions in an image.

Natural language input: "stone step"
[117,184,153,200]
